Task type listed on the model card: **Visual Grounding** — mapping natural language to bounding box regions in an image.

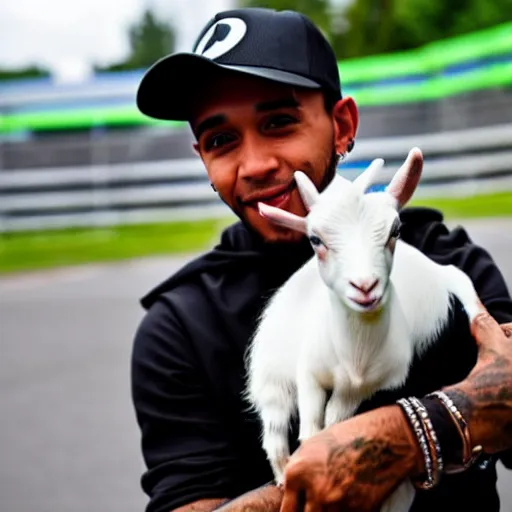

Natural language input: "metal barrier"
[1,123,511,232]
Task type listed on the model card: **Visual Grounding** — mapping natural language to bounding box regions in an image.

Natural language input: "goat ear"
[294,171,319,212]
[353,158,385,194]
[258,203,308,234]
[386,147,423,209]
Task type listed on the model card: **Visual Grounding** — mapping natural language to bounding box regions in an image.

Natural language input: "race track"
[1,218,512,512]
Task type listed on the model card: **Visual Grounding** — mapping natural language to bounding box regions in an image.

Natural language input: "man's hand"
[280,404,423,512]
[444,310,512,455]
[280,308,512,512]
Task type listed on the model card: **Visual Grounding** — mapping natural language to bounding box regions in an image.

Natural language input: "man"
[131,7,512,512]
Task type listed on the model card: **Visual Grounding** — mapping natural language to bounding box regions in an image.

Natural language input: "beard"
[232,146,340,243]
[318,148,340,193]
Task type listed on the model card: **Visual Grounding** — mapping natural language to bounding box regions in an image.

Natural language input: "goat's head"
[258,147,424,313]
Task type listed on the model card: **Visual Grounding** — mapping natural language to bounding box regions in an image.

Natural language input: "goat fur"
[244,148,482,512]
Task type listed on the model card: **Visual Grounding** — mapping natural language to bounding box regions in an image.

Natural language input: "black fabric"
[136,8,342,121]
[131,206,512,512]
[422,395,463,466]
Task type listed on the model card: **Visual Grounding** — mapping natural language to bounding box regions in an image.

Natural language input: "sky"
[0,0,351,84]
[0,0,235,83]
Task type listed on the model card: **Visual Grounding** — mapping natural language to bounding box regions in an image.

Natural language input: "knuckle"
[501,323,512,338]
[474,311,492,325]
[284,458,301,479]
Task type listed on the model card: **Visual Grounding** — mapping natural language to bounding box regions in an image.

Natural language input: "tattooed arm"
[443,313,512,455]
[280,403,423,512]
[280,310,512,512]
[213,484,283,512]
[173,498,229,511]
[169,484,283,511]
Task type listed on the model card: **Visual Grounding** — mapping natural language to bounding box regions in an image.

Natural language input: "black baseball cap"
[136,7,342,121]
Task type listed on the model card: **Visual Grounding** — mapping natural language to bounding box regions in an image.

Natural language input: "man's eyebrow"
[193,114,226,140]
[192,98,300,139]
[255,97,301,112]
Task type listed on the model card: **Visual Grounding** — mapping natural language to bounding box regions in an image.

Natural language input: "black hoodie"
[131,207,512,512]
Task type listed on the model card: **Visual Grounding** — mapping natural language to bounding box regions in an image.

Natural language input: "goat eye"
[389,219,402,240]
[309,235,324,247]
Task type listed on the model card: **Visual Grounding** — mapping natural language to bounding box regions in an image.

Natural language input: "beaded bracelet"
[427,390,483,473]
[396,398,436,490]
[409,396,444,488]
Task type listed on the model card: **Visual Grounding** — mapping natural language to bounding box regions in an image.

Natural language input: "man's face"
[191,73,356,243]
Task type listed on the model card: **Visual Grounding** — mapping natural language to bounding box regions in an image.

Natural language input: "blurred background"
[0,0,511,271]
[0,1,511,511]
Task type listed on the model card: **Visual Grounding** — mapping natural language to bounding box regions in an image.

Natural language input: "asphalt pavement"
[1,218,512,512]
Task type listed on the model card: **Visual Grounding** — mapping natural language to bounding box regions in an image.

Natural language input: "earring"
[347,138,355,153]
[210,183,217,192]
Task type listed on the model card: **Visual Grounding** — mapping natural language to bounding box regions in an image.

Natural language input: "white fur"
[245,148,482,511]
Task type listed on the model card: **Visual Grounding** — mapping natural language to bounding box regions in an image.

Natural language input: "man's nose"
[238,135,280,182]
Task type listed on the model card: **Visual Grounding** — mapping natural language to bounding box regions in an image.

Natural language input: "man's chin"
[263,226,305,244]
[243,211,305,244]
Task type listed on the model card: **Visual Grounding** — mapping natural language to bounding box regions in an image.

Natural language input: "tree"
[240,0,331,37]
[95,9,175,72]
[335,0,512,58]
[240,0,512,59]
[239,0,350,56]
[0,65,51,81]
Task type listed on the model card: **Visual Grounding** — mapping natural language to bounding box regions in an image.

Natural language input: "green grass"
[0,191,511,275]
[0,218,233,274]
[409,190,512,219]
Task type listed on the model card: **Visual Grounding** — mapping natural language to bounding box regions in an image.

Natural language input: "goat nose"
[350,278,379,294]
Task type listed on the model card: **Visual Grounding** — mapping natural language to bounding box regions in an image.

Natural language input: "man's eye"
[265,115,297,130]
[205,133,236,151]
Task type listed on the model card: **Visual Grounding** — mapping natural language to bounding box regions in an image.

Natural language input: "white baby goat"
[245,148,483,512]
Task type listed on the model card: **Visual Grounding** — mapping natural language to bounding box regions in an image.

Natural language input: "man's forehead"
[189,74,300,124]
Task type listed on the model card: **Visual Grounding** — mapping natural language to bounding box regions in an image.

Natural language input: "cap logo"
[194,18,247,60]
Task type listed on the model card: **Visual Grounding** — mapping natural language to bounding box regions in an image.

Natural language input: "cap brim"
[136,53,322,121]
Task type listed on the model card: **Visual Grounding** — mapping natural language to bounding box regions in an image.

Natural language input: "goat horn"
[258,202,308,234]
[386,147,423,209]
[353,158,385,193]
[294,171,319,211]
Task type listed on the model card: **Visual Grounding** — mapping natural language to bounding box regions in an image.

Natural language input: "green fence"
[1,21,511,134]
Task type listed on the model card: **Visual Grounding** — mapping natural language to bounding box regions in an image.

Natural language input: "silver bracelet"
[396,398,435,489]
[409,396,444,486]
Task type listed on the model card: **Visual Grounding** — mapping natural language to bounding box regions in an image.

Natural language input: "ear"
[294,171,319,211]
[386,147,423,209]
[258,203,308,234]
[193,142,200,155]
[332,97,359,155]
[353,158,385,194]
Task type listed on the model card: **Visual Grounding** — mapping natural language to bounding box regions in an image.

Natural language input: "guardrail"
[1,123,511,232]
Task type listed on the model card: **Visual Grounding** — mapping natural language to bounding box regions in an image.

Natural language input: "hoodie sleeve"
[131,298,242,512]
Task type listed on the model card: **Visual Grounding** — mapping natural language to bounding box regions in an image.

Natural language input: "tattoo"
[288,411,422,511]
[214,484,282,512]
[173,498,229,512]
[326,435,412,487]
[445,336,512,453]
[355,438,411,481]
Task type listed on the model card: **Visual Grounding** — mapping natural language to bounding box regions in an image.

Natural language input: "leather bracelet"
[427,390,483,473]
[421,395,462,465]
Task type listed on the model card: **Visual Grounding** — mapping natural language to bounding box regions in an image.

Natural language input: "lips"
[350,295,382,311]
[244,182,296,209]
